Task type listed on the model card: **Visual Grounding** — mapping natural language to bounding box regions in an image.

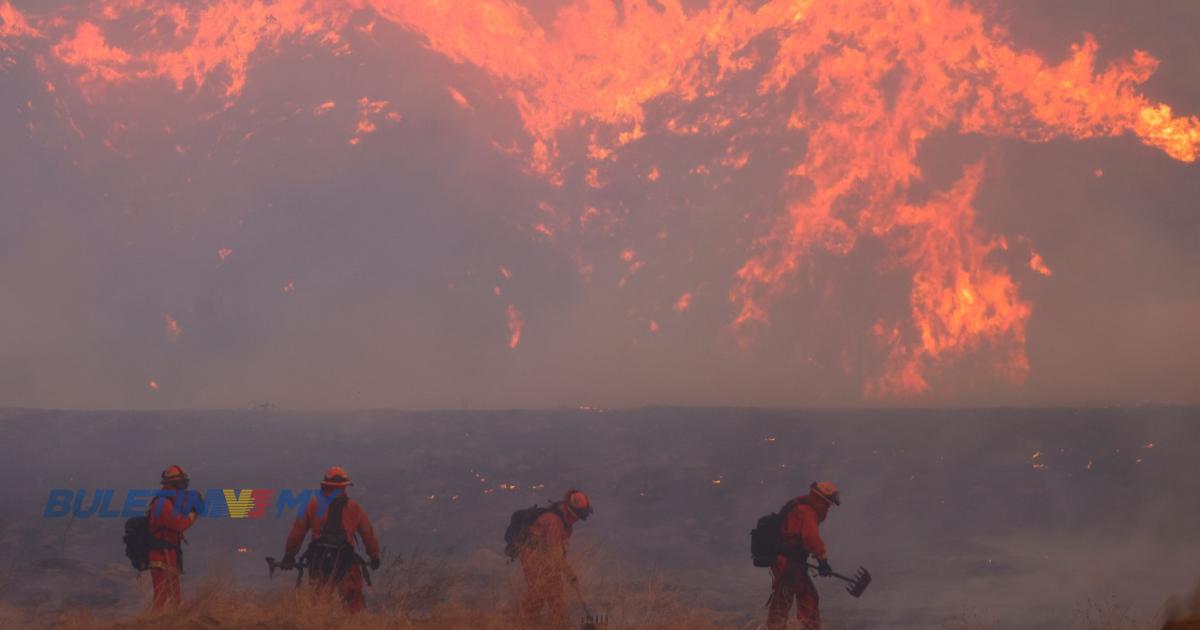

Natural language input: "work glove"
[817,559,834,577]
[280,555,296,570]
[369,556,381,571]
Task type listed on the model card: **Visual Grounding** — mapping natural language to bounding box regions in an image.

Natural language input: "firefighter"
[767,481,841,630]
[148,465,199,612]
[280,466,381,613]
[520,489,592,630]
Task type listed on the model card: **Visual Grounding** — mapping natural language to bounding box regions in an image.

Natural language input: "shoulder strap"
[318,495,350,541]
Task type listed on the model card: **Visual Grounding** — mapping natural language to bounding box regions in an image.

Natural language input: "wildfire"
[4,0,1197,397]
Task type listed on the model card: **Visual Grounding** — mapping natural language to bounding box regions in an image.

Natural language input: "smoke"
[0,0,1197,409]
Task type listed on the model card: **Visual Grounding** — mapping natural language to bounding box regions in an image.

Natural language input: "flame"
[506,303,523,349]
[349,97,397,144]
[0,2,41,50]
[12,0,1200,397]
[674,292,692,314]
[447,86,472,110]
[147,379,160,390]
[217,247,233,263]
[1029,251,1052,277]
[164,313,182,342]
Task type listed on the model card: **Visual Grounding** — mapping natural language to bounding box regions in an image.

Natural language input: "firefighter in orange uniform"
[148,465,199,612]
[280,466,381,613]
[520,489,592,630]
[767,482,841,630]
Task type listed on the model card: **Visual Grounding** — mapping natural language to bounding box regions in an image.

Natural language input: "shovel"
[807,563,873,598]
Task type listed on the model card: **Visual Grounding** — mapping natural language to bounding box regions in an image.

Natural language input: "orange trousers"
[768,564,820,630]
[148,553,182,612]
[309,564,366,613]
[521,558,568,630]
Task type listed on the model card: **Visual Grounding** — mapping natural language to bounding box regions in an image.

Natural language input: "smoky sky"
[0,0,1197,410]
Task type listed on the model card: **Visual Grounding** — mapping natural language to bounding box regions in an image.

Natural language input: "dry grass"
[42,549,743,630]
[44,581,740,630]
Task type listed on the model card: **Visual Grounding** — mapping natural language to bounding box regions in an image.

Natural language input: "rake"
[570,580,609,629]
[807,563,873,598]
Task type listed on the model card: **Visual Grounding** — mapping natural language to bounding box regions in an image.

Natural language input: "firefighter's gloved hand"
[369,556,381,571]
[280,555,296,570]
[818,559,834,577]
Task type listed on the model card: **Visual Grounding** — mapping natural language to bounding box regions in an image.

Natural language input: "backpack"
[749,499,801,567]
[302,495,358,585]
[504,503,564,560]
[123,516,151,571]
[123,496,185,572]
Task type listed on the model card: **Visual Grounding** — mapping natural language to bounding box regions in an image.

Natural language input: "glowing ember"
[674,292,692,314]
[1029,251,1053,277]
[447,86,472,110]
[147,379,160,391]
[164,314,182,343]
[217,247,233,263]
[237,547,249,553]
[349,97,396,145]
[282,280,295,294]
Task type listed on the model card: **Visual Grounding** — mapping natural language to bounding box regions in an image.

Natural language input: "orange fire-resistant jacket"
[284,493,381,560]
[519,507,577,568]
[778,492,830,563]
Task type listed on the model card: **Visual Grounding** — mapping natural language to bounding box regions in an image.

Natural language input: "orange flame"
[447,86,472,110]
[674,292,692,314]
[0,2,41,49]
[15,0,1200,397]
[1029,251,1052,277]
[506,303,523,349]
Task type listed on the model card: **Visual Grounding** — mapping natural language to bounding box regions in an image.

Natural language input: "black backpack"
[302,495,357,584]
[123,516,152,571]
[750,499,800,567]
[504,503,565,560]
[123,497,185,572]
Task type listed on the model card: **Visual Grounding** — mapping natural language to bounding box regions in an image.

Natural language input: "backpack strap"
[317,494,351,545]
[776,498,806,560]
